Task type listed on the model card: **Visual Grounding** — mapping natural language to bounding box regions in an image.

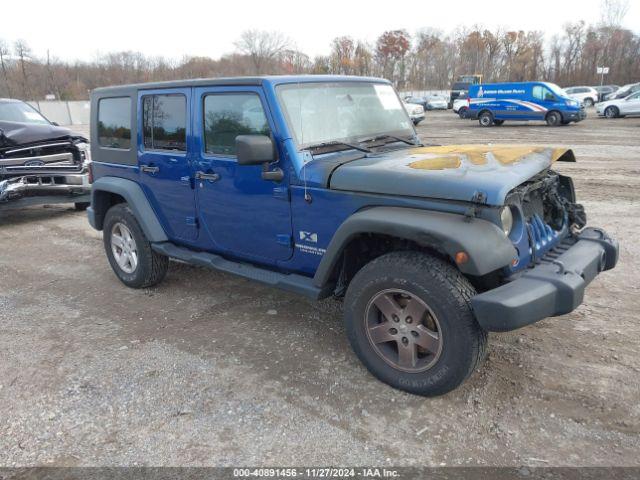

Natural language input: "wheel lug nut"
[389,328,398,335]
[406,316,413,323]
[402,337,408,345]
[392,315,399,322]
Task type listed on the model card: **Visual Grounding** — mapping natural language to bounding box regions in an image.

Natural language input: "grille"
[0,141,79,167]
[527,213,561,261]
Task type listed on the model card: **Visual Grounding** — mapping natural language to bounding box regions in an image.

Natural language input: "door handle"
[195,171,220,182]
[141,165,159,174]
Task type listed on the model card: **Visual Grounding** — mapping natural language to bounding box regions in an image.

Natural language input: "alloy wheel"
[364,289,443,373]
[110,222,138,274]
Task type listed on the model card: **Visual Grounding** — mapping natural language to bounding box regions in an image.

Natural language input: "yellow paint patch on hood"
[407,155,461,170]
[408,144,573,170]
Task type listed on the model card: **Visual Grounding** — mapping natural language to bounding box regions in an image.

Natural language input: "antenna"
[298,81,312,203]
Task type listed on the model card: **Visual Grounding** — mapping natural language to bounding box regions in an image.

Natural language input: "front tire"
[546,111,562,126]
[605,106,619,118]
[103,203,169,288]
[584,98,594,107]
[344,251,487,396]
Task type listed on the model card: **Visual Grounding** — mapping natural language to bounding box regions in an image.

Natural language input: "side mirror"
[51,121,60,126]
[235,134,283,182]
[236,134,275,165]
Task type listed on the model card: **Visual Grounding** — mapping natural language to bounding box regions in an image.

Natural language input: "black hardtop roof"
[92,74,390,96]
[93,76,264,95]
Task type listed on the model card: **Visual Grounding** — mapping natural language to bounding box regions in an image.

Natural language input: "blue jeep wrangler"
[88,76,618,396]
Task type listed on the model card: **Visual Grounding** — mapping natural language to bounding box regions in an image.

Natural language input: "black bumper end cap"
[471,227,618,332]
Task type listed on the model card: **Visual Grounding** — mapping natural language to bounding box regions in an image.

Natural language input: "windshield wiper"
[306,141,372,153]
[357,134,420,146]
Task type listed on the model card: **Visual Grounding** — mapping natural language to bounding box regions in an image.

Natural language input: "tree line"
[0,3,637,100]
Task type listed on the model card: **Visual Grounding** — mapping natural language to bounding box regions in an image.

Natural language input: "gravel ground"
[0,111,639,467]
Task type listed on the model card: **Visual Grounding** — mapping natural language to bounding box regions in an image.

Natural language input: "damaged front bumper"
[471,227,619,332]
[0,164,91,208]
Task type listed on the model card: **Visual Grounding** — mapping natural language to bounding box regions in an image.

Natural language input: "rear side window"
[203,93,270,156]
[142,94,187,151]
[98,97,132,149]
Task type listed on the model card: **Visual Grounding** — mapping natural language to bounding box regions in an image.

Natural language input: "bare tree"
[600,0,629,27]
[0,39,12,97]
[234,30,291,74]
[0,17,639,100]
[14,39,32,99]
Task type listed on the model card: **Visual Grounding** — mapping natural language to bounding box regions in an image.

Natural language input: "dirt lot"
[1,112,639,467]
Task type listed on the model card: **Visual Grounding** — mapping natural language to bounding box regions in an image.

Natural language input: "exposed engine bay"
[507,169,587,232]
[505,169,587,273]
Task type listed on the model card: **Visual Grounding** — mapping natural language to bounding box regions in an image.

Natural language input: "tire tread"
[345,251,488,396]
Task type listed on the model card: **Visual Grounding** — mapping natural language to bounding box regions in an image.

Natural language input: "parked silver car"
[596,91,640,118]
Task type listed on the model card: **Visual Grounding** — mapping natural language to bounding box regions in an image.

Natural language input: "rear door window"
[98,97,131,149]
[142,94,187,151]
[203,93,270,157]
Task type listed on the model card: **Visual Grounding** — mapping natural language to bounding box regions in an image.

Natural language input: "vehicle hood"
[0,120,81,149]
[329,144,575,205]
[597,98,624,108]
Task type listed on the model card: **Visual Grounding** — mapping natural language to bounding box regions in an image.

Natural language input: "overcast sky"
[3,0,639,62]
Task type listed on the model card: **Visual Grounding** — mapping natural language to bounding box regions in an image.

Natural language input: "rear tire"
[478,111,494,127]
[546,111,562,126]
[458,107,468,119]
[344,251,488,396]
[103,203,169,288]
[74,202,90,211]
[584,98,594,107]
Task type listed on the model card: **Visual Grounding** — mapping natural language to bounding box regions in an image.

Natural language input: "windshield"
[276,82,414,149]
[544,82,570,98]
[0,101,50,125]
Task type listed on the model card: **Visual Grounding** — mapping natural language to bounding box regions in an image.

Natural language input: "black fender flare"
[313,207,516,287]
[88,176,168,242]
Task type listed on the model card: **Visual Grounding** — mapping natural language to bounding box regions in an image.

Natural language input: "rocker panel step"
[152,242,324,300]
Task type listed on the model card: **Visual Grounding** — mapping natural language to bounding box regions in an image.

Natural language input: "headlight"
[500,206,514,236]
[76,142,91,162]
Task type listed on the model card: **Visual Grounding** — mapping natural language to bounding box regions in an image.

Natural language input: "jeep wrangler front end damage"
[87,76,619,397]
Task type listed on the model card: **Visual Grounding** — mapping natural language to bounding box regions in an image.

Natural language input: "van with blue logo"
[467,82,586,127]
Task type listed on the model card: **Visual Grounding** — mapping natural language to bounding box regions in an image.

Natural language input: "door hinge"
[276,234,292,246]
